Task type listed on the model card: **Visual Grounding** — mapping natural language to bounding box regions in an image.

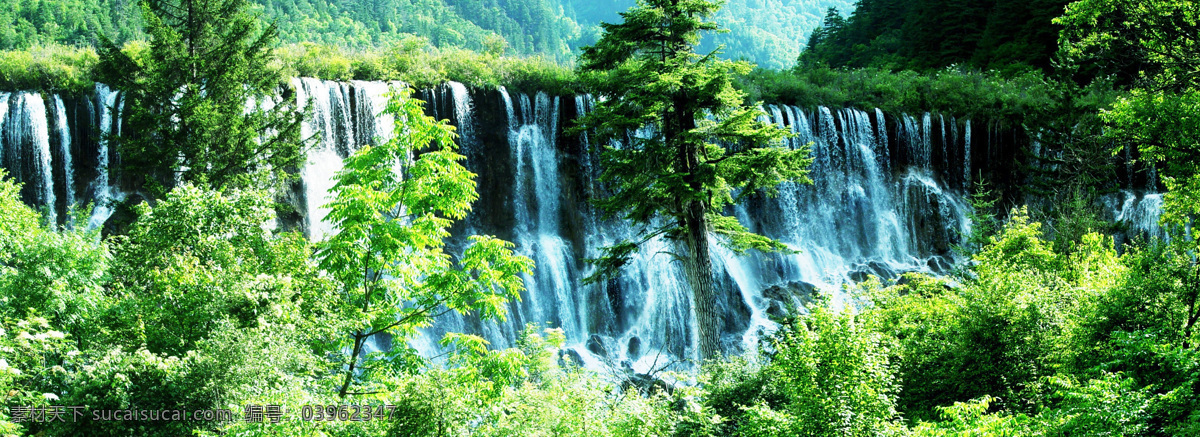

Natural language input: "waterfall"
[296,78,345,241]
[0,92,56,225]
[53,96,74,224]
[964,119,972,190]
[88,84,122,229]
[0,80,1168,372]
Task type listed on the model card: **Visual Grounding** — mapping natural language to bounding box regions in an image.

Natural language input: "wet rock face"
[760,281,819,318]
[926,256,953,274]
[457,86,520,242]
[627,336,642,361]
[849,260,897,283]
[620,371,673,396]
[903,179,959,257]
[559,348,584,368]
[715,267,752,333]
[586,334,608,358]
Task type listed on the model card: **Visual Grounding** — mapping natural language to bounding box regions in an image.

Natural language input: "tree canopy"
[576,0,812,361]
[799,0,1072,74]
[95,0,305,191]
[317,86,533,397]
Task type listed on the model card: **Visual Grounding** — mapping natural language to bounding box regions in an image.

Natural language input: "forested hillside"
[800,0,1071,73]
[0,0,852,66]
[0,0,583,59]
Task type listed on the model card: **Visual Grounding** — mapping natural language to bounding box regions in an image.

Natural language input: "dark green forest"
[3,0,1200,436]
[0,0,854,66]
[800,0,1071,74]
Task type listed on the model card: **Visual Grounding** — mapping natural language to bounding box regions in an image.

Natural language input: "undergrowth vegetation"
[4,154,1196,436]
[737,66,1076,120]
[0,39,576,95]
[0,44,97,93]
[1,40,1086,121]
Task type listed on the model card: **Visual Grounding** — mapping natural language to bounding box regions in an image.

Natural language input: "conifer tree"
[96,0,304,191]
[575,0,812,361]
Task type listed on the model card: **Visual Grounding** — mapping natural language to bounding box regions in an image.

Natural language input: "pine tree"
[96,0,304,191]
[575,0,813,361]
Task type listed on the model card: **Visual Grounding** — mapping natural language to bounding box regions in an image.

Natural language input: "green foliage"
[909,396,1034,436]
[575,0,811,360]
[0,0,853,71]
[107,185,332,356]
[756,304,901,437]
[0,44,97,92]
[0,0,141,50]
[696,0,855,70]
[1102,89,1200,233]
[96,0,305,191]
[910,375,1158,436]
[0,314,75,437]
[695,302,903,437]
[799,0,1071,73]
[317,86,532,397]
[739,65,1058,121]
[859,274,963,420]
[923,210,1068,413]
[958,176,1001,253]
[1100,332,1200,435]
[858,210,1141,420]
[0,0,584,62]
[1037,188,1115,255]
[1058,0,1200,362]
[1079,242,1200,355]
[55,324,320,437]
[275,40,579,94]
[1060,0,1200,245]
[1056,0,1200,90]
[0,39,578,94]
[1037,372,1152,436]
[0,171,109,345]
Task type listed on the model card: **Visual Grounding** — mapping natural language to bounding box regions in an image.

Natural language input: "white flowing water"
[0,81,1170,372]
[88,84,123,229]
[53,96,74,223]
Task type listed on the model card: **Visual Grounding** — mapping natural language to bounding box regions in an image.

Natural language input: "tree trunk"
[338,330,366,398]
[681,200,720,362]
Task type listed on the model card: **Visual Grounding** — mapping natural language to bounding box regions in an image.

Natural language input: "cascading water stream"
[88,84,122,229]
[0,81,1171,372]
[52,96,74,223]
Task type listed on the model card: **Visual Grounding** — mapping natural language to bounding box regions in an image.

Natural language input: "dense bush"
[0,40,576,95]
[0,44,97,92]
[275,40,577,94]
[738,65,1058,120]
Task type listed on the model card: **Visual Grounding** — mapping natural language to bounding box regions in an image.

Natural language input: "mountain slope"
[2,0,854,68]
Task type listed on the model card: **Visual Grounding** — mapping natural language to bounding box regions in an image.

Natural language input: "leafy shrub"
[0,314,76,437]
[0,171,109,344]
[106,185,335,357]
[909,396,1034,436]
[275,40,577,95]
[0,44,98,92]
[702,301,903,437]
[739,65,1057,121]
